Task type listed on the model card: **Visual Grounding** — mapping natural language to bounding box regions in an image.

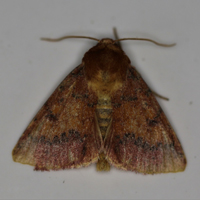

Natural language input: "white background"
[0,1,199,199]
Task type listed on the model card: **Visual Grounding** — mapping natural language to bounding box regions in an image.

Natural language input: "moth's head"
[98,38,122,50]
[99,38,114,44]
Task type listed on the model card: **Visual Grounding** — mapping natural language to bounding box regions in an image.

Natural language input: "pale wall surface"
[0,1,199,199]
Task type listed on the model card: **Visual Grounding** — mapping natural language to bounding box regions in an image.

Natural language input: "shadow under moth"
[12,29,186,174]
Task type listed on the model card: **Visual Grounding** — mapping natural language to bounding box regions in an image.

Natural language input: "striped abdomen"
[96,97,112,139]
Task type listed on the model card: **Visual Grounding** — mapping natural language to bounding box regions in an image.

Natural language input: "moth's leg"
[113,27,122,49]
[137,69,169,100]
[151,90,169,101]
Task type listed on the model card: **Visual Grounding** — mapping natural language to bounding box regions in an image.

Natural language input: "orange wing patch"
[105,66,186,174]
[12,65,102,170]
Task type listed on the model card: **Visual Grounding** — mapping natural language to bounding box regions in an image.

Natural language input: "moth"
[12,29,186,174]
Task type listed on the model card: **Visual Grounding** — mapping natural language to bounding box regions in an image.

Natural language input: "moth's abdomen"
[96,97,112,171]
[96,97,112,139]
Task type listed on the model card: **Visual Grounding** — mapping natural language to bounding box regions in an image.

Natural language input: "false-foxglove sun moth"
[12,29,186,174]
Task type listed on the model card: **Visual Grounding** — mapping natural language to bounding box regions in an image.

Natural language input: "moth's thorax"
[83,38,130,96]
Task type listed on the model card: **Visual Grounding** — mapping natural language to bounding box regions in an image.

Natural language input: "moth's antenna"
[113,28,170,101]
[41,35,100,42]
[113,27,122,49]
[115,38,176,47]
